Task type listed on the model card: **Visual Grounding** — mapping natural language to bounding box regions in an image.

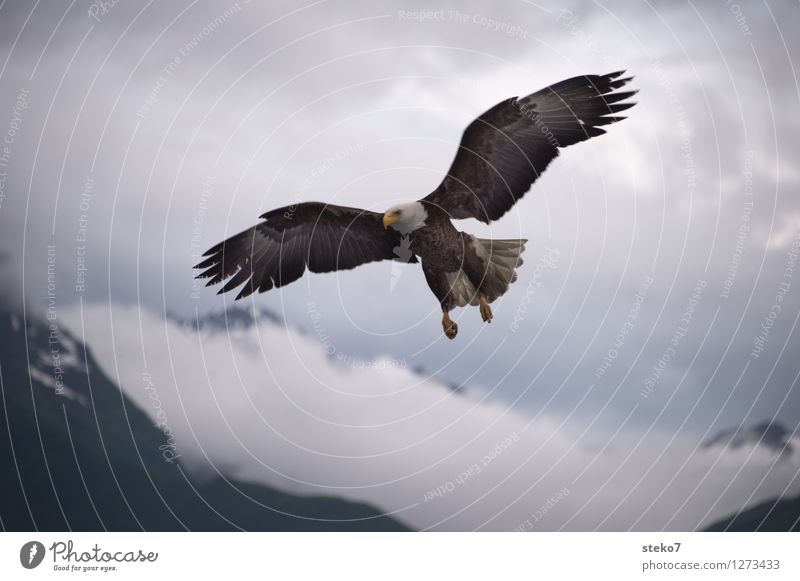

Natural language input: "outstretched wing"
[424,71,636,223]
[194,202,416,299]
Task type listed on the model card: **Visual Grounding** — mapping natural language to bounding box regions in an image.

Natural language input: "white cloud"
[64,303,800,530]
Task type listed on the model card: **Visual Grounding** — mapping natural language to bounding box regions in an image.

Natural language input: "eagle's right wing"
[194,202,416,299]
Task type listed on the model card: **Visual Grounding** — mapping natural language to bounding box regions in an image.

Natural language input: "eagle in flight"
[195,71,636,339]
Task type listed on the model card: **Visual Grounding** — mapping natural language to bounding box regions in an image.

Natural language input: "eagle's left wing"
[423,71,636,223]
[194,202,416,300]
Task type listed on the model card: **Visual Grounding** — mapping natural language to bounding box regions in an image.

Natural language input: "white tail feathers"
[445,237,527,307]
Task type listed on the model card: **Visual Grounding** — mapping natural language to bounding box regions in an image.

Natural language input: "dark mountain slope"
[704,495,800,532]
[0,309,408,531]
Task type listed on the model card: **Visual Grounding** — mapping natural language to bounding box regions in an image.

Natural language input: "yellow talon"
[479,295,493,323]
[442,311,458,339]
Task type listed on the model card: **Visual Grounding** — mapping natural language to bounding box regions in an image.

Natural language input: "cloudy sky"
[1,0,799,530]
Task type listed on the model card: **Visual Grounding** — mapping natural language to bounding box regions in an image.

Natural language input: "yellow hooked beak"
[383,213,399,230]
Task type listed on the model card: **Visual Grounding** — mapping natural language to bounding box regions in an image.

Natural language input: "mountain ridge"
[703,421,796,461]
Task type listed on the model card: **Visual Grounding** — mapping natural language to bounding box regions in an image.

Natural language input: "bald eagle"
[194,71,636,339]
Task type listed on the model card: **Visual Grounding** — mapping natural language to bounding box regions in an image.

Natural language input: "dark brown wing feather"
[194,202,417,299]
[424,71,636,223]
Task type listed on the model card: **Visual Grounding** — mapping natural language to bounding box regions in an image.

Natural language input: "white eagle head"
[382,201,428,234]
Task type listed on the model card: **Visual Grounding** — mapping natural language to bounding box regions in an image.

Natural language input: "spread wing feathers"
[424,71,636,223]
[194,202,416,300]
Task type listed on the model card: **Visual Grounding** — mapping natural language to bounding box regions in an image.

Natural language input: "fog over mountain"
[60,303,800,531]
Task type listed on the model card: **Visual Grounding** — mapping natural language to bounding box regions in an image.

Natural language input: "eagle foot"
[479,296,493,323]
[442,312,458,340]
